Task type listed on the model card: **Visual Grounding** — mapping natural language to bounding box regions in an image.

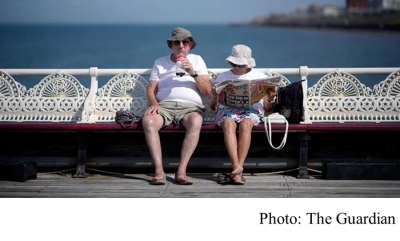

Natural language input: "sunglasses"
[229,62,247,68]
[173,40,190,46]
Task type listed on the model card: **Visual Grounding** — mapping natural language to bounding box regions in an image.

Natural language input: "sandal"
[232,176,246,185]
[217,172,233,184]
[174,173,194,185]
[150,176,166,185]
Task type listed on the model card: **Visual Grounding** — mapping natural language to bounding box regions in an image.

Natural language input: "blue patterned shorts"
[214,107,264,127]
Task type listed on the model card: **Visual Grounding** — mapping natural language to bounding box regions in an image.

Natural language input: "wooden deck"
[1,170,400,198]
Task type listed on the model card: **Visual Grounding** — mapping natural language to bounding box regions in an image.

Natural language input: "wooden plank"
[1,173,399,198]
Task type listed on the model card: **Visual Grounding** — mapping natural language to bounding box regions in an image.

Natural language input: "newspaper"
[214,75,282,109]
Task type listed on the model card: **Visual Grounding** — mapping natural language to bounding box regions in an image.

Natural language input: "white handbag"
[263,113,288,150]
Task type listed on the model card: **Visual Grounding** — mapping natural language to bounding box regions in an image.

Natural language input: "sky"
[0,0,344,25]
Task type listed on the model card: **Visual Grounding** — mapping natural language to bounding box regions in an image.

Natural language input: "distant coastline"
[230,21,400,33]
[231,16,400,32]
[231,6,400,32]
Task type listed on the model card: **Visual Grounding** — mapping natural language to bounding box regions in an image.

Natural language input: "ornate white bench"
[1,67,400,178]
[308,69,400,123]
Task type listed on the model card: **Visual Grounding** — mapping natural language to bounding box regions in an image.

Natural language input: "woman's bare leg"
[232,118,253,181]
[221,119,243,177]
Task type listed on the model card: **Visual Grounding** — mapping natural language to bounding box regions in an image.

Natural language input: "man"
[142,27,211,185]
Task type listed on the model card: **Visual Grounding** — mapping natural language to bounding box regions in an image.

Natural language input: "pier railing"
[1,66,399,124]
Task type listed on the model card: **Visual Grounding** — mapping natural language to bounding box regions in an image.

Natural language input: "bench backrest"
[307,69,400,123]
[1,67,399,124]
[0,71,88,122]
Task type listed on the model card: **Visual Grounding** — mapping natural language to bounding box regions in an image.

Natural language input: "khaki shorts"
[159,101,205,127]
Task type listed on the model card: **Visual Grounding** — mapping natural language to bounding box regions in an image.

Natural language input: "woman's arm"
[210,87,218,111]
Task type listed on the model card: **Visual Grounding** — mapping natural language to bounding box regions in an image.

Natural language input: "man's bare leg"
[176,112,203,180]
[142,114,165,180]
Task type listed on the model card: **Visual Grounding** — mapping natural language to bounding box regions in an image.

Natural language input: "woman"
[210,44,276,185]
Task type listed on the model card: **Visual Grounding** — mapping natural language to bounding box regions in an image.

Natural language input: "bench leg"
[73,133,88,178]
[297,133,311,179]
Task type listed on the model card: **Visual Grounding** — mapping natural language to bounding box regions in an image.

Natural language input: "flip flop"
[150,176,166,185]
[174,173,194,185]
[232,176,246,185]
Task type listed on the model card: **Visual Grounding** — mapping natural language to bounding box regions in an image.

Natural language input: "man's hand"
[145,104,161,115]
[181,57,195,76]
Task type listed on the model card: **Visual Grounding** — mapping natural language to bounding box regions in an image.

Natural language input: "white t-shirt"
[213,69,267,113]
[149,53,208,105]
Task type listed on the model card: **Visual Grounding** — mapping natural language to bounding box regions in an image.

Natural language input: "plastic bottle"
[175,52,186,77]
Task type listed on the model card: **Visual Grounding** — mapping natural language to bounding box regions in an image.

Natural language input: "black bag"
[114,110,141,128]
[0,161,37,182]
[272,80,304,124]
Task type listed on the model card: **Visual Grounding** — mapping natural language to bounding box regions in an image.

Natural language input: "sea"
[1,24,400,89]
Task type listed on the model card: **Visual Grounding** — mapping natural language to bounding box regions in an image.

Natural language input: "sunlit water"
[1,24,399,88]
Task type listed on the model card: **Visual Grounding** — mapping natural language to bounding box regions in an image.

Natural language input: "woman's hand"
[262,88,277,111]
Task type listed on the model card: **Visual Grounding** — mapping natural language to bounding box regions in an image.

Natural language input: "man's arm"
[145,80,161,115]
[191,74,211,96]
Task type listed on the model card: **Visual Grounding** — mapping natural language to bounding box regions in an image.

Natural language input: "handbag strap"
[263,115,288,150]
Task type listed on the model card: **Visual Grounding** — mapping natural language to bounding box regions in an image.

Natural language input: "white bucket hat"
[225,44,256,67]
